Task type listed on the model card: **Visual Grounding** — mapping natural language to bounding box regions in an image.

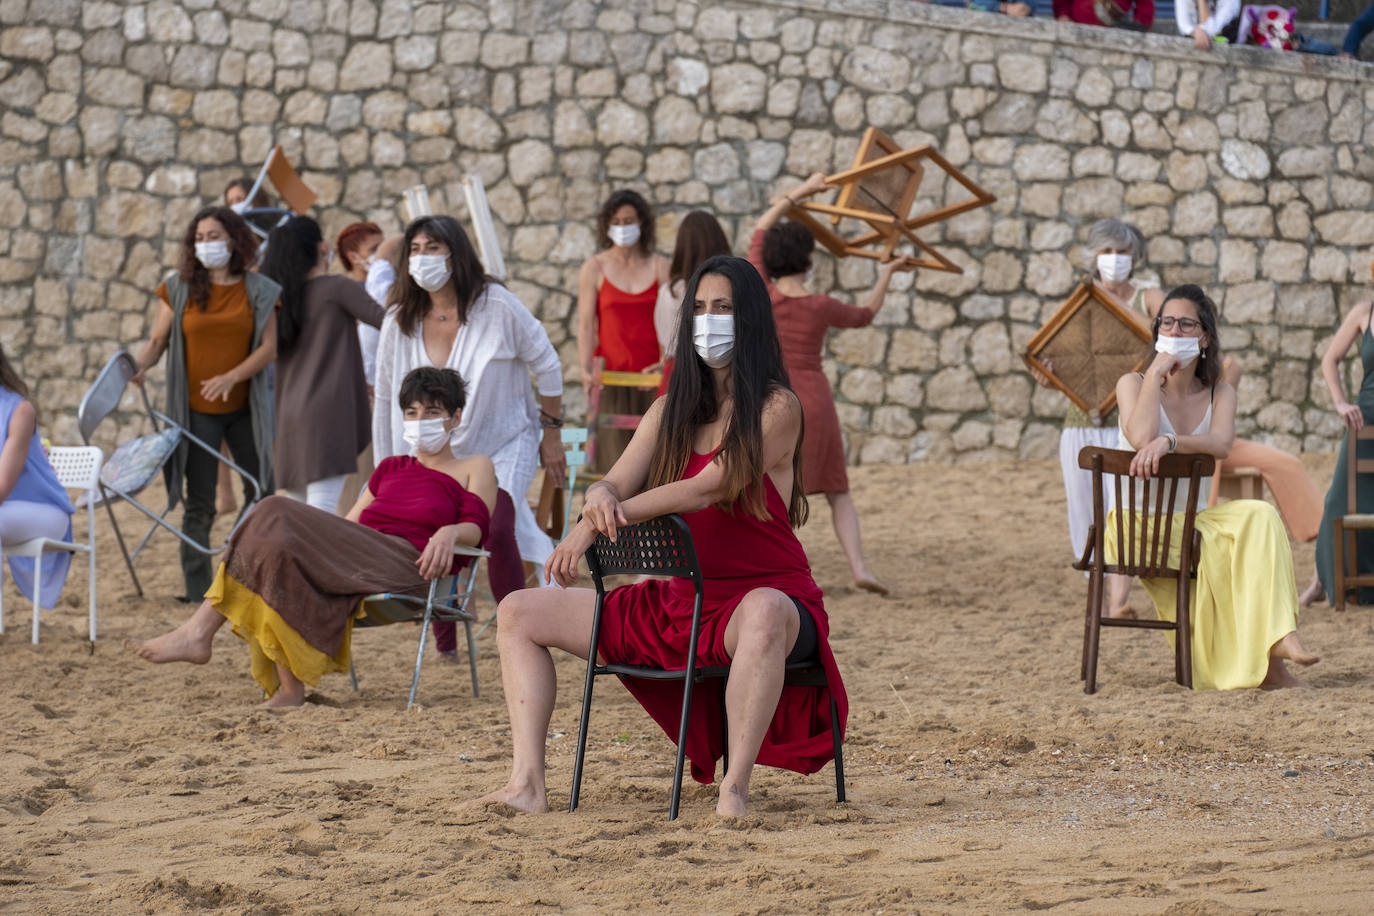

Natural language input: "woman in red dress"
[751,173,915,595]
[475,256,847,817]
[577,189,670,471]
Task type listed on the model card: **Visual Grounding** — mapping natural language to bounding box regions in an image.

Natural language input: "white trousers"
[0,500,70,546]
[1059,427,1120,561]
[281,475,349,515]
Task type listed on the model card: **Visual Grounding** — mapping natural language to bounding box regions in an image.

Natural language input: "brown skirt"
[209,495,428,696]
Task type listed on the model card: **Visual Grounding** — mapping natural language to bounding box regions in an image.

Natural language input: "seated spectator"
[1342,3,1374,58]
[968,0,1032,16]
[1055,0,1153,29]
[0,344,76,610]
[129,368,496,707]
[1177,0,1240,49]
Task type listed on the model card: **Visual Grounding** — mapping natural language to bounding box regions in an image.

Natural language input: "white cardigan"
[372,281,563,564]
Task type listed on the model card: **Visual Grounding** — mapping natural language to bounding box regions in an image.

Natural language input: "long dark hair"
[177,206,260,308]
[1156,284,1223,389]
[0,342,28,398]
[669,210,731,288]
[596,189,655,257]
[648,256,808,527]
[388,215,494,337]
[259,215,322,354]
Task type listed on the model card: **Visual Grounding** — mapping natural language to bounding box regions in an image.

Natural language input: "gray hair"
[1084,219,1145,274]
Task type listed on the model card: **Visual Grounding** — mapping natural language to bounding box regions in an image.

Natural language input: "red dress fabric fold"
[597,451,848,784]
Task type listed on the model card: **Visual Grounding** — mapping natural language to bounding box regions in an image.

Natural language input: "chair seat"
[77,428,179,507]
[7,536,90,558]
[1339,514,1374,530]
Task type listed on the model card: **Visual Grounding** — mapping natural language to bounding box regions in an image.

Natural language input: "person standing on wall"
[577,190,670,472]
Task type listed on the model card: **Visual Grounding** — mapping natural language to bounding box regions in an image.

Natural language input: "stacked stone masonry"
[2,0,1373,463]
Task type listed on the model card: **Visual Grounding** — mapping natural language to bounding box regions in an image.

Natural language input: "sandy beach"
[3,454,1372,913]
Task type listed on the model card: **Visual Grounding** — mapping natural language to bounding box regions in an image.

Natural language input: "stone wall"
[3,0,1374,462]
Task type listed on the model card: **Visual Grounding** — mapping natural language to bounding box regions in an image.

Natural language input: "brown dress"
[749,230,874,494]
[274,275,385,490]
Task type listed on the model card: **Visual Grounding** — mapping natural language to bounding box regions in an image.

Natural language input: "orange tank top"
[595,273,660,372]
[157,279,255,414]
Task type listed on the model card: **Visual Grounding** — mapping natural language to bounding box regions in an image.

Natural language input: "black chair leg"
[670,673,696,821]
[829,692,845,803]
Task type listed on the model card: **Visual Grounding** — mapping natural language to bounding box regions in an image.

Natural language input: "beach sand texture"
[3,456,1372,913]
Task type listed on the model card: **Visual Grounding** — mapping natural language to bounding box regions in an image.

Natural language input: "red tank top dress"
[594,273,660,372]
[596,451,848,784]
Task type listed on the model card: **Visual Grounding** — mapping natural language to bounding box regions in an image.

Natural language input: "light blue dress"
[1,387,76,607]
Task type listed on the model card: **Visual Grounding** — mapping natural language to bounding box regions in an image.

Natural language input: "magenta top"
[360,456,491,572]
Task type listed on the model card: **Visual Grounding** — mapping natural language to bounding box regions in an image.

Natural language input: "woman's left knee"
[736,591,795,645]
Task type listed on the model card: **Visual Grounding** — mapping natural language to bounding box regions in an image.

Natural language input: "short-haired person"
[472,256,847,817]
[578,189,670,471]
[129,368,496,707]
[259,216,384,514]
[131,206,280,601]
[750,173,915,595]
[335,221,386,514]
[372,216,565,658]
[1112,285,1318,689]
[0,344,76,609]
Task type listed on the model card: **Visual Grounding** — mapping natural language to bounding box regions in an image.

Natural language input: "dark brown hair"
[669,211,731,288]
[259,215,322,354]
[762,221,815,280]
[596,189,655,256]
[223,177,274,209]
[648,255,807,527]
[336,221,382,273]
[388,215,495,337]
[1156,284,1224,389]
[398,366,467,414]
[177,206,261,309]
[0,342,29,399]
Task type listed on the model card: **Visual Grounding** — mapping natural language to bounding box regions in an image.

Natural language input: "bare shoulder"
[455,453,496,481]
[1141,285,1164,315]
[1116,371,1145,395]
[1346,301,1373,328]
[763,386,802,424]
[1212,379,1237,402]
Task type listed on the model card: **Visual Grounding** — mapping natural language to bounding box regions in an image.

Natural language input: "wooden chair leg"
[1176,575,1193,690]
[1083,567,1104,694]
[1334,519,1347,613]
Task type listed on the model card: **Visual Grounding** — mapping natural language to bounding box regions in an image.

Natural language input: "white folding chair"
[351,544,489,709]
[0,446,102,643]
[76,350,262,597]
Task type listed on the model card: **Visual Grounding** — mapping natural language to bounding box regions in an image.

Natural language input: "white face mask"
[692,313,735,368]
[1097,253,1132,284]
[402,417,452,455]
[195,240,231,269]
[409,254,451,292]
[1155,334,1201,367]
[608,223,641,248]
[228,200,249,215]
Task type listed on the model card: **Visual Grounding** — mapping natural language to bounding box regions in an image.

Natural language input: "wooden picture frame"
[790,127,995,273]
[1022,278,1154,418]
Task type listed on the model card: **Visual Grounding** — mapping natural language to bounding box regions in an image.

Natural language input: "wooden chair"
[1332,425,1374,611]
[1214,466,1265,503]
[570,515,845,820]
[788,126,995,272]
[1074,447,1215,694]
[584,357,662,472]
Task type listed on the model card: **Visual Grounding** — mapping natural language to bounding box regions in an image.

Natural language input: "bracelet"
[1165,433,1177,453]
[539,409,563,429]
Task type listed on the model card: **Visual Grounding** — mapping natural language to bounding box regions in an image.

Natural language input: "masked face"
[692,313,735,368]
[1097,252,1132,283]
[228,200,249,215]
[402,417,453,455]
[195,240,231,270]
[1155,334,1201,368]
[409,254,451,292]
[607,222,641,248]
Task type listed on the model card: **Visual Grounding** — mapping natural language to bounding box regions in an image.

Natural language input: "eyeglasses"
[1156,316,1200,332]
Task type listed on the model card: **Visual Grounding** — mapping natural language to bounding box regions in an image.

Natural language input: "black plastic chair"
[570,514,845,821]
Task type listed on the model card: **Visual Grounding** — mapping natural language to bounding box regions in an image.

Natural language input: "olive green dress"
[1315,308,1374,604]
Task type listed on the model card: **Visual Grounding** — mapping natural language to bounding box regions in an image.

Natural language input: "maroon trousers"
[432,489,525,652]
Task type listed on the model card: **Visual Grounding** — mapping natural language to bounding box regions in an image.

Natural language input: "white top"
[1175,0,1240,38]
[1118,396,1213,512]
[372,282,564,563]
[654,278,685,356]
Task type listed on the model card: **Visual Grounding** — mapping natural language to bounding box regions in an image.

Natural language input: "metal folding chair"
[75,350,262,597]
[0,446,102,643]
[239,144,317,240]
[352,544,489,708]
[570,514,846,821]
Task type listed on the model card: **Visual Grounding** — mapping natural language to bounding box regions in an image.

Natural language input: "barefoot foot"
[715,782,748,817]
[1102,604,1139,620]
[1271,631,1320,666]
[125,627,213,665]
[463,783,549,815]
[259,685,306,708]
[1260,657,1309,689]
[853,574,890,597]
[1299,578,1325,608]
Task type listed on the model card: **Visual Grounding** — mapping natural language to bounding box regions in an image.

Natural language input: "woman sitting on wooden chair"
[129,367,495,706]
[1112,285,1319,689]
[473,255,847,817]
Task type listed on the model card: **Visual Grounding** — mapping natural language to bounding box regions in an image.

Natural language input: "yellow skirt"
[1105,499,1298,690]
[207,562,360,698]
